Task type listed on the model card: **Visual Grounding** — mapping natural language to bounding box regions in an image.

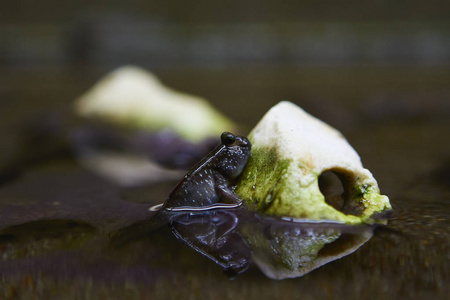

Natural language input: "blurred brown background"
[1,2,449,299]
[2,1,450,66]
[2,1,450,67]
[1,0,450,175]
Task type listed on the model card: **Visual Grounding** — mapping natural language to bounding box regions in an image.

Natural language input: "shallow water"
[0,66,449,299]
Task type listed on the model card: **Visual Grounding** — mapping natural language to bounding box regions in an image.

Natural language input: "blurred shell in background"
[72,66,237,186]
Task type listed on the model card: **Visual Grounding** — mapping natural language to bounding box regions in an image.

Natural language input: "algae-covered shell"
[236,101,391,224]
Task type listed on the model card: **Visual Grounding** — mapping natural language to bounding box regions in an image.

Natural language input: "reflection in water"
[165,208,374,279]
[170,211,250,277]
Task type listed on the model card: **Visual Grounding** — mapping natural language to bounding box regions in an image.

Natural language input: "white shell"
[75,66,234,142]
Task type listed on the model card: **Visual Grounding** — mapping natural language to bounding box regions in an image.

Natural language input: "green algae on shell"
[236,101,391,224]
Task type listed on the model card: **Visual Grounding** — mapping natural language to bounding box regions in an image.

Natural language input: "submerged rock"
[236,101,391,224]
